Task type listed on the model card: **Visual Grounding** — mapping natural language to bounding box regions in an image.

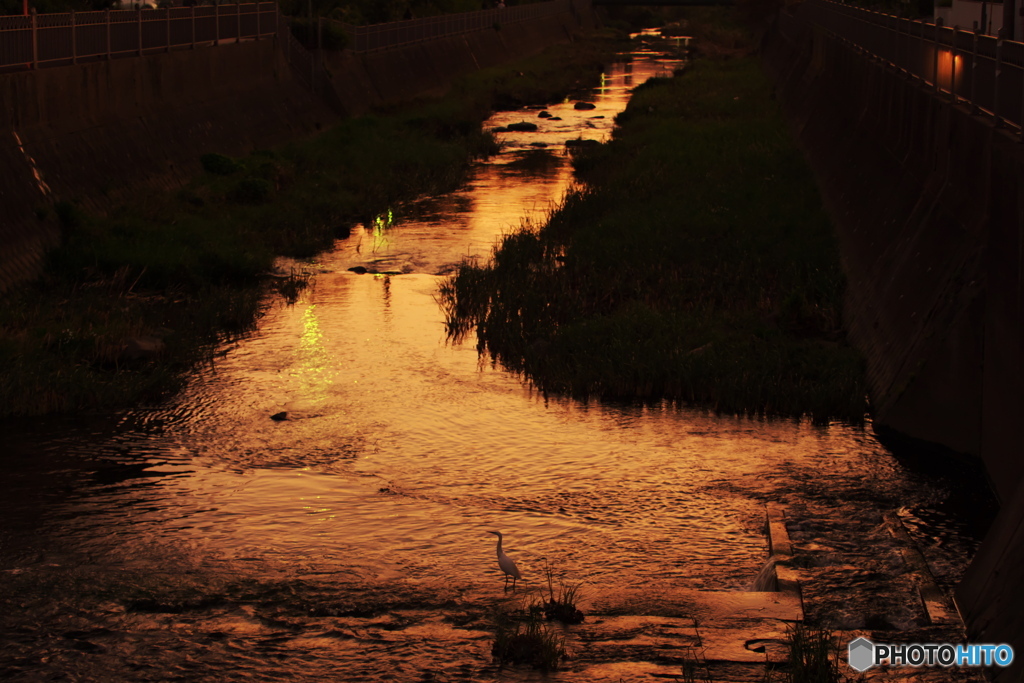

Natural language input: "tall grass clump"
[763,623,864,683]
[679,645,715,683]
[441,17,866,423]
[541,562,585,624]
[491,602,566,670]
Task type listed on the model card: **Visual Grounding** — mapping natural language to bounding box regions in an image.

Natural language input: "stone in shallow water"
[574,101,597,110]
[565,138,601,149]
[506,121,539,132]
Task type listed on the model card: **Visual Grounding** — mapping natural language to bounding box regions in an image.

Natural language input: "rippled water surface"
[0,36,993,682]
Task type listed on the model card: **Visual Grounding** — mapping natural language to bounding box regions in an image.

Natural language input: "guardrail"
[0,0,577,71]
[796,0,1024,135]
[0,2,278,70]
[333,0,573,53]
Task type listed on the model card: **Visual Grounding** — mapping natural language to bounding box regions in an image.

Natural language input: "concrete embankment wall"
[0,3,595,292]
[0,39,336,291]
[324,4,596,114]
[761,7,1023,679]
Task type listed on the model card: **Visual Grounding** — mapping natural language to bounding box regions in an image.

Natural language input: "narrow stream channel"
[0,33,993,682]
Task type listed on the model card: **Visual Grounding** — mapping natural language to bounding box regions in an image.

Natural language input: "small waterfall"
[750,556,780,592]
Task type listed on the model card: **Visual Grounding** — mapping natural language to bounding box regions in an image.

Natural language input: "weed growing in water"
[679,644,715,683]
[491,601,566,670]
[761,623,864,683]
[783,624,843,683]
[542,561,585,624]
[271,269,312,305]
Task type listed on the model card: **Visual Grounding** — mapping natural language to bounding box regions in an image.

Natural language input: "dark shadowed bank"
[0,34,622,418]
[441,9,867,423]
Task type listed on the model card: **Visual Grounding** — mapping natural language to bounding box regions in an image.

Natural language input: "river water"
[0,35,994,682]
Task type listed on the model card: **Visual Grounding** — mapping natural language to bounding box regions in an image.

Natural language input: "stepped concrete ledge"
[884,511,958,626]
[588,585,802,623]
[568,505,804,681]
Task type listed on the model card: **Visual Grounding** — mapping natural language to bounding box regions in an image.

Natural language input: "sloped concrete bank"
[761,5,1023,679]
[0,40,336,293]
[0,2,595,292]
[326,1,597,114]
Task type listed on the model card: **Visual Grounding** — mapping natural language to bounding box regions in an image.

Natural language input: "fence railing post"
[970,30,978,112]
[214,1,219,44]
[137,8,142,56]
[166,7,170,51]
[30,8,37,69]
[105,8,111,59]
[191,6,195,49]
[993,38,1003,126]
[1020,57,1024,140]
[71,10,77,64]
[236,2,240,43]
[933,21,940,93]
[256,2,260,40]
[950,27,957,101]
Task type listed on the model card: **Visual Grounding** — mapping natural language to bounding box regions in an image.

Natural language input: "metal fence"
[0,0,578,73]
[334,0,573,53]
[0,2,277,71]
[797,0,1024,133]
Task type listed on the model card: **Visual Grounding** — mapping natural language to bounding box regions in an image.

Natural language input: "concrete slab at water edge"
[587,587,803,623]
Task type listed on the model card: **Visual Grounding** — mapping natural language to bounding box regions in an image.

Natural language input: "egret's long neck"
[495,535,503,556]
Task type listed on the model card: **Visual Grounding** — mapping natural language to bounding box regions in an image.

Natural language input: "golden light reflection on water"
[326,57,683,279]
[292,303,333,408]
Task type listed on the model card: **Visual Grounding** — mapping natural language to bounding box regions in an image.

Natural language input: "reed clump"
[441,23,867,423]
[763,623,864,683]
[542,563,585,624]
[491,602,566,670]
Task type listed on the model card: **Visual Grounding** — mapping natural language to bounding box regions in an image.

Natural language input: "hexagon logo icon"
[848,637,875,672]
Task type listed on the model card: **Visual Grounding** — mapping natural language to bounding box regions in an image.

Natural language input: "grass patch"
[491,600,566,670]
[441,20,866,423]
[764,623,864,683]
[679,643,715,683]
[541,562,585,624]
[0,32,628,418]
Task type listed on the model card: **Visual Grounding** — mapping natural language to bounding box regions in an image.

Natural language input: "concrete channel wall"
[761,4,1023,678]
[0,0,596,292]
[324,0,597,115]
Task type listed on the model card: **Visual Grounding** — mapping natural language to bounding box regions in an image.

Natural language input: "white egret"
[489,531,522,590]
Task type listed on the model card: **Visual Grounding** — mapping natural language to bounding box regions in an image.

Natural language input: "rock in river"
[506,121,539,132]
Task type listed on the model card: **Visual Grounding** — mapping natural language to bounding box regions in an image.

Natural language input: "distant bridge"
[592,0,735,5]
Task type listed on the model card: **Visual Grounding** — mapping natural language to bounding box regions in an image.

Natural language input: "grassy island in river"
[441,10,866,423]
